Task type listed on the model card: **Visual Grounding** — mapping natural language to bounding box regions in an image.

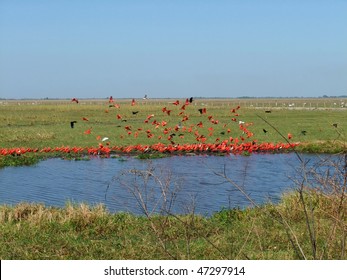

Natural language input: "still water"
[0,153,337,215]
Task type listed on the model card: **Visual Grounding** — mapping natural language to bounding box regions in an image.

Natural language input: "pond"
[0,153,342,215]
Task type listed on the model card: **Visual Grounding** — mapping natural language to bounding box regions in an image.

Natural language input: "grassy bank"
[0,189,346,260]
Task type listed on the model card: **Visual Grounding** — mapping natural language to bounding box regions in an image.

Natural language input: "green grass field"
[1,98,346,152]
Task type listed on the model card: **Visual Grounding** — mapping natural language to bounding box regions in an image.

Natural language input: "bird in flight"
[198,108,206,114]
[70,121,77,128]
[84,128,92,134]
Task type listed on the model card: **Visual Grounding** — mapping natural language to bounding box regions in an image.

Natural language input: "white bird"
[102,137,109,142]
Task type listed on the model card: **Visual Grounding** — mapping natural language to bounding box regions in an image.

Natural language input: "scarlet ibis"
[131,99,136,106]
[70,121,77,128]
[172,100,179,105]
[82,117,89,121]
[84,128,92,134]
[288,133,292,139]
[109,96,114,103]
[71,98,79,103]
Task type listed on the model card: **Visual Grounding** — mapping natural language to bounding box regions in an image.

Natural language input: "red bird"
[82,117,89,121]
[197,121,203,128]
[172,100,179,105]
[71,98,79,103]
[288,133,292,140]
[109,96,114,103]
[84,128,92,134]
[131,99,136,106]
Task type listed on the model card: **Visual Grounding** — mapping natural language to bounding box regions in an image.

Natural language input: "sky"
[0,0,346,99]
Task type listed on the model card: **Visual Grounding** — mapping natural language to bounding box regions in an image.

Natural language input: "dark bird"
[265,110,271,113]
[263,128,268,134]
[333,123,338,128]
[170,133,176,137]
[70,121,77,128]
[132,111,139,115]
[189,97,193,103]
[143,94,148,100]
[220,131,225,135]
[301,130,307,135]
[198,108,206,114]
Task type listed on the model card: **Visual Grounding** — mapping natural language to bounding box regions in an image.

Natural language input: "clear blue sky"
[0,0,346,99]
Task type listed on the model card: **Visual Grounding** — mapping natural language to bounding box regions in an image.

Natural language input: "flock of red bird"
[1,97,298,157]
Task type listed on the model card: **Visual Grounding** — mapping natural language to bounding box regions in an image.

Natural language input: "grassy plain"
[1,98,347,152]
